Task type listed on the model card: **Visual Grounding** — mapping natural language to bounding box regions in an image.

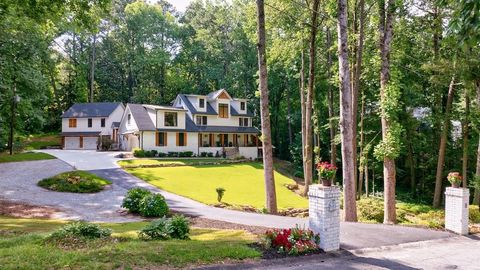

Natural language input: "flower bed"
[263,227,320,255]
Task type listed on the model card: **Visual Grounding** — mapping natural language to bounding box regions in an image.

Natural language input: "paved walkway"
[91,168,453,250]
[0,159,139,222]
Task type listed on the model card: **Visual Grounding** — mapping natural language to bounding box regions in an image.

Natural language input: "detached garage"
[61,132,100,150]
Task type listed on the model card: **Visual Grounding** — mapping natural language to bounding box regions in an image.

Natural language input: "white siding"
[156,110,186,130]
[61,104,124,136]
[142,131,199,154]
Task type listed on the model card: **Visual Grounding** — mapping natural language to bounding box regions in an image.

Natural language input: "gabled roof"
[127,104,156,131]
[207,89,232,100]
[62,102,123,118]
[230,105,254,117]
[178,94,217,115]
[143,104,187,111]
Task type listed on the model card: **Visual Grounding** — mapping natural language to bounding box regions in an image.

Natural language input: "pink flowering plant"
[263,226,320,255]
[316,162,337,180]
[447,172,462,187]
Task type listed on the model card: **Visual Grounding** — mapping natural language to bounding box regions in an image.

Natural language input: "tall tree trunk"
[473,80,480,206]
[353,0,366,196]
[300,50,307,180]
[378,0,397,224]
[462,92,469,188]
[433,76,456,208]
[357,88,366,198]
[89,34,97,103]
[326,28,337,166]
[302,0,320,196]
[255,0,277,214]
[338,0,357,222]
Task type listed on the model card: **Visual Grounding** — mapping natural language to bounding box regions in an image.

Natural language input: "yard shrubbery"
[138,215,190,240]
[133,149,197,158]
[38,171,111,193]
[45,221,112,248]
[122,188,169,217]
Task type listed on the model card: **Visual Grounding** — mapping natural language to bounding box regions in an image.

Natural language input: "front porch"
[197,133,262,159]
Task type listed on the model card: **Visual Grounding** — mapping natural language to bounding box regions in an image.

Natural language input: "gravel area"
[0,159,139,222]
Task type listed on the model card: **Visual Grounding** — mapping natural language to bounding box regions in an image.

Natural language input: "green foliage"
[48,221,112,240]
[139,194,169,217]
[0,152,56,163]
[138,215,190,240]
[122,188,152,213]
[374,122,404,160]
[216,187,226,202]
[38,171,111,193]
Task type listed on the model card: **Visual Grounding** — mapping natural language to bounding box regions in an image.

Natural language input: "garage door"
[83,137,98,150]
[64,137,80,149]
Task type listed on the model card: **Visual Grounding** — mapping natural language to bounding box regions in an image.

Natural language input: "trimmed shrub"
[168,152,179,157]
[138,215,190,240]
[264,227,319,255]
[139,193,169,217]
[183,151,193,157]
[216,187,226,202]
[138,217,171,240]
[158,152,167,157]
[134,149,146,157]
[50,221,111,239]
[200,152,208,157]
[207,152,214,157]
[122,188,152,213]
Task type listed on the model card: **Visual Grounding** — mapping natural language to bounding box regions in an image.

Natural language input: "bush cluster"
[167,151,194,157]
[133,149,196,158]
[49,221,112,240]
[122,188,169,217]
[138,215,190,240]
[264,227,320,255]
[38,171,110,193]
[200,152,214,157]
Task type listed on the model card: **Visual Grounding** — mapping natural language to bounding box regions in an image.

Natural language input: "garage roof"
[62,102,123,118]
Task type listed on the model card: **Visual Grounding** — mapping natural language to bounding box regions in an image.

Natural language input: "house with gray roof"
[118,89,260,159]
[61,102,125,149]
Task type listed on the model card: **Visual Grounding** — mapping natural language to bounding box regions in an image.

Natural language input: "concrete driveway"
[38,149,128,170]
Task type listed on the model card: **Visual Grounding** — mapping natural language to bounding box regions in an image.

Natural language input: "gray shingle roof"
[62,102,122,118]
[61,131,101,137]
[230,105,254,117]
[179,94,217,115]
[128,104,156,131]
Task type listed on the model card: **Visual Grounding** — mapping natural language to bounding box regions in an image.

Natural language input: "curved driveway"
[34,150,455,250]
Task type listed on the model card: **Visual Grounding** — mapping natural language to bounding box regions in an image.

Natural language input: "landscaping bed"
[38,171,111,193]
[118,158,248,168]
[0,200,61,219]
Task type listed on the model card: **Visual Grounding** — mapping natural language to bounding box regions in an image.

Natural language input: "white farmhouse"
[118,89,261,159]
[61,102,125,149]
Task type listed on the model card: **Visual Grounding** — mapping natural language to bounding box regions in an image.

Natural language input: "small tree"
[216,187,226,203]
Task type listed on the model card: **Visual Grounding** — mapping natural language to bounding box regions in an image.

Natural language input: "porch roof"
[61,131,101,137]
[196,126,259,134]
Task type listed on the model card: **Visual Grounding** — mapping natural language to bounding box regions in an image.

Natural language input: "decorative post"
[445,187,469,235]
[308,184,340,251]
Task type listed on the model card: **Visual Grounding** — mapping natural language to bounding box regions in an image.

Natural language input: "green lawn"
[118,158,233,168]
[38,171,112,193]
[0,216,260,269]
[126,162,308,210]
[0,152,56,163]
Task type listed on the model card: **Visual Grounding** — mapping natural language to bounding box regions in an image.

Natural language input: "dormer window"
[219,104,229,118]
[240,101,245,110]
[165,112,178,127]
[199,98,205,108]
[196,116,207,125]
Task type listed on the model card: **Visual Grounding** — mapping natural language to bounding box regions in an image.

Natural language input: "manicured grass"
[38,171,111,193]
[0,216,260,269]
[118,158,232,168]
[126,162,308,210]
[0,152,56,163]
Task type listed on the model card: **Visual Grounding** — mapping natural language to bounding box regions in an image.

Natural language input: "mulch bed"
[0,199,61,219]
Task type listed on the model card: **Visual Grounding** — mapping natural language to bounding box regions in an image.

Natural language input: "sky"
[165,0,193,12]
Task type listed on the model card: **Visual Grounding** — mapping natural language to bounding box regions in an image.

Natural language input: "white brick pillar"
[308,184,340,251]
[445,187,469,235]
